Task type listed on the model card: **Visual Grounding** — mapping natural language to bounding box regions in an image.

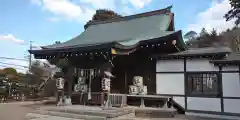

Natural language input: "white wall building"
[155,47,240,119]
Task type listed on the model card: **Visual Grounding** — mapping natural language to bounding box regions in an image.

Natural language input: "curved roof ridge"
[86,6,172,27]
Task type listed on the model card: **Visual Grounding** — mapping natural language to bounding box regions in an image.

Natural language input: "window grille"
[187,72,220,96]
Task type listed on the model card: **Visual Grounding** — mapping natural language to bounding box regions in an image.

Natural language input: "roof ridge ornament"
[86,6,173,27]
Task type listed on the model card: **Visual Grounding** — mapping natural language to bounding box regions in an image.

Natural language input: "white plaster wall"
[186,59,218,71]
[224,99,240,113]
[156,73,184,95]
[187,97,221,112]
[222,73,240,97]
[156,60,184,72]
[222,66,239,71]
[173,97,185,109]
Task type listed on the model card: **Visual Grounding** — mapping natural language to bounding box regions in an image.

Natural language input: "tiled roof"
[42,7,174,49]
[167,47,231,56]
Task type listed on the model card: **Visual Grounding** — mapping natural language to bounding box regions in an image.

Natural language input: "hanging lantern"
[102,77,111,91]
[80,69,84,76]
[90,69,94,76]
[172,40,177,45]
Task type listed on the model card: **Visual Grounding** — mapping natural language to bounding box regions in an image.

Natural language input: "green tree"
[2,68,18,76]
[1,68,20,81]
[0,69,5,77]
[187,28,220,48]
[211,29,219,40]
[225,0,240,26]
[199,28,209,38]
[55,41,61,44]
[84,9,122,29]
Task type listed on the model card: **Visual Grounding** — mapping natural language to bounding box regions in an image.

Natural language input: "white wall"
[156,59,240,115]
[187,97,221,112]
[222,66,240,114]
[224,99,240,113]
[156,73,184,95]
[156,59,185,109]
[222,73,240,97]
[185,59,220,112]
[186,59,218,71]
[156,60,184,72]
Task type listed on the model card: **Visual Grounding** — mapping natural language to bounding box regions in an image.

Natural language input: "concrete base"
[134,107,176,118]
[27,105,179,120]
[28,105,134,120]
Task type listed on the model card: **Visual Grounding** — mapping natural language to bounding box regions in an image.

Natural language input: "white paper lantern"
[56,78,65,89]
[133,76,143,87]
[172,40,177,45]
[102,78,111,91]
[129,85,138,95]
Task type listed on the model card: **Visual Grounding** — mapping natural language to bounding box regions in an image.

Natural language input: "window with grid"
[187,72,220,96]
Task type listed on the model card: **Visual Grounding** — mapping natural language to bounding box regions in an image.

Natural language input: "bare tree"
[30,60,58,97]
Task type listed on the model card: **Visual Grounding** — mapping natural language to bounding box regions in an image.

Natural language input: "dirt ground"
[0,102,42,120]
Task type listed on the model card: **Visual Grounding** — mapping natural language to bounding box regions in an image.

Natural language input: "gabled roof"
[86,6,172,27]
[42,6,174,49]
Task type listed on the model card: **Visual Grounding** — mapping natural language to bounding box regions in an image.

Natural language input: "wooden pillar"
[65,67,74,97]
[124,70,128,93]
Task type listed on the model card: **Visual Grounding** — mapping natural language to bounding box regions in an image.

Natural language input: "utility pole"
[29,41,33,73]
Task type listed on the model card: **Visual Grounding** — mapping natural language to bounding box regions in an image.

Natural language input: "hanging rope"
[100,53,116,67]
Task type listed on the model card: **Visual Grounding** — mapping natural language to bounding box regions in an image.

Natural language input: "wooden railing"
[71,92,127,107]
[71,92,104,105]
[109,93,127,107]
[87,92,104,105]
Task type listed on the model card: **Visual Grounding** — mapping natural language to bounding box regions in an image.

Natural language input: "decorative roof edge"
[86,6,172,27]
[29,30,182,55]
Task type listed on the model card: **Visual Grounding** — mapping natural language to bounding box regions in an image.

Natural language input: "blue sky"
[0,0,235,72]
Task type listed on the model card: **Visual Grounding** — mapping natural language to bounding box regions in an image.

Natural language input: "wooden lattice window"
[187,72,220,97]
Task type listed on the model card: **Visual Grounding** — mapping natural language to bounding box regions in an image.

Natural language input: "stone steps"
[27,105,177,120]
